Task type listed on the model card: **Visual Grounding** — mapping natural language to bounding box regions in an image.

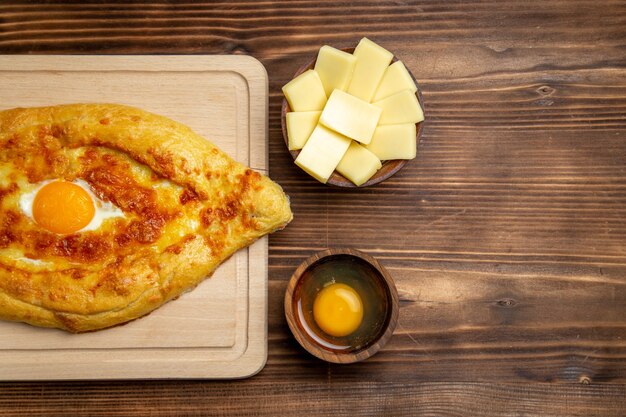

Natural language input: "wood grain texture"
[1,0,625,415]
[0,382,625,417]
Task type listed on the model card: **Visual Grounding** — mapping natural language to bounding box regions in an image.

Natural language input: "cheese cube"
[295,125,351,183]
[286,111,322,150]
[373,89,424,125]
[336,141,382,186]
[373,61,417,102]
[366,124,417,160]
[319,89,381,144]
[347,38,393,102]
[314,46,357,97]
[282,70,327,112]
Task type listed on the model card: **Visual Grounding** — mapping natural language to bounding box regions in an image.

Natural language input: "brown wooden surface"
[1,0,625,415]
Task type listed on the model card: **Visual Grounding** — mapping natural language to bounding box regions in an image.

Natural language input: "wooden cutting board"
[0,55,269,380]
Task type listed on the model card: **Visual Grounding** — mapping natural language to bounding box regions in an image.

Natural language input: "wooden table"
[1,1,625,415]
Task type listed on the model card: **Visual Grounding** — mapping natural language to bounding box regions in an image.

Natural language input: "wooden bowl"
[281,47,425,187]
[284,248,399,363]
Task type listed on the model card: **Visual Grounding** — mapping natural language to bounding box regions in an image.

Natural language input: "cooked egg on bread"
[0,103,292,332]
[19,179,125,235]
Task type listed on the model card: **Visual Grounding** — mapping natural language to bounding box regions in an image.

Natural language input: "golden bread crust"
[0,104,292,332]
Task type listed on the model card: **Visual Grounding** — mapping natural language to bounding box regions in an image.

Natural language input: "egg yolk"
[313,283,363,337]
[32,181,96,234]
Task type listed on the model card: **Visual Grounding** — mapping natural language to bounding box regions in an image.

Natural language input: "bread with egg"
[0,104,292,332]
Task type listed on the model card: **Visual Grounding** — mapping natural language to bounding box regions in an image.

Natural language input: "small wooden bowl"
[281,47,424,187]
[284,248,399,364]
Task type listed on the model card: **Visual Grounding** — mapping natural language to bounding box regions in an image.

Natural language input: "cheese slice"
[366,123,417,160]
[347,38,393,102]
[373,61,417,102]
[336,141,382,186]
[373,89,424,125]
[319,89,381,145]
[286,111,322,150]
[295,124,351,183]
[282,70,327,112]
[314,46,357,97]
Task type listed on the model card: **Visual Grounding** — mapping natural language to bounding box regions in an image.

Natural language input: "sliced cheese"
[373,61,417,102]
[373,89,424,125]
[366,123,417,160]
[282,70,327,112]
[314,46,357,97]
[336,141,382,186]
[286,111,322,150]
[347,38,393,102]
[295,124,351,183]
[319,89,381,145]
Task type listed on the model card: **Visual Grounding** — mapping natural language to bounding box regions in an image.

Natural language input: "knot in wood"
[230,44,250,55]
[496,298,517,308]
[536,85,555,96]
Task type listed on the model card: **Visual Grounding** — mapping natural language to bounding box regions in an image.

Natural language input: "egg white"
[15,257,51,267]
[19,179,125,233]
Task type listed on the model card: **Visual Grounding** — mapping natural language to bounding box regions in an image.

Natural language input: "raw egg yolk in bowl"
[313,283,363,337]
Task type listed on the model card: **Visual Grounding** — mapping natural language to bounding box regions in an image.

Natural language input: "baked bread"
[0,104,292,332]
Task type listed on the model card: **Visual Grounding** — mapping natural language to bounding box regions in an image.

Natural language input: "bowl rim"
[280,46,425,187]
[284,248,399,364]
